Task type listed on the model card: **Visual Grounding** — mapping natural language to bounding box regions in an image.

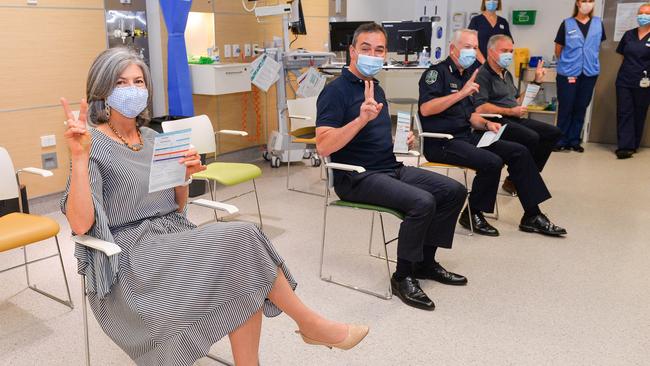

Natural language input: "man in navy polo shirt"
[316,22,467,311]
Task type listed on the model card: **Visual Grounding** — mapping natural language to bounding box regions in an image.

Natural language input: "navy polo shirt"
[616,28,650,88]
[418,57,479,143]
[316,68,400,172]
[468,14,513,58]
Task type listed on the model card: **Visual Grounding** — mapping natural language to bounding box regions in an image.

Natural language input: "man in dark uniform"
[418,29,567,237]
[474,34,562,196]
[316,23,467,311]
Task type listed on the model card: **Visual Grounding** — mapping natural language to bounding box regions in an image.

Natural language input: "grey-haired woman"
[60,47,368,366]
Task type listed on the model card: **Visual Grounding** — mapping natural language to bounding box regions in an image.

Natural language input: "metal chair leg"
[367,211,375,256]
[252,179,263,229]
[208,180,218,221]
[22,237,74,309]
[206,353,234,366]
[55,236,74,307]
[82,276,91,366]
[463,170,474,236]
[23,246,31,286]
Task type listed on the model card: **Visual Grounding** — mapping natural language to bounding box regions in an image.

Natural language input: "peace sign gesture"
[60,97,92,157]
[534,59,546,84]
[359,80,384,125]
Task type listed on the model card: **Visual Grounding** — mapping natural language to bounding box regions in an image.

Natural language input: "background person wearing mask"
[474,35,562,197]
[554,0,606,152]
[468,0,513,64]
[614,3,650,159]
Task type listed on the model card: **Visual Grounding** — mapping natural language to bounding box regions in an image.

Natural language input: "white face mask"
[579,2,595,15]
[106,86,149,119]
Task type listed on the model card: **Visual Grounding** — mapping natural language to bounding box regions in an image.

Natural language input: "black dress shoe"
[570,144,585,153]
[615,149,633,159]
[519,213,567,236]
[390,275,435,311]
[552,145,568,152]
[502,177,517,196]
[458,208,499,236]
[415,262,468,286]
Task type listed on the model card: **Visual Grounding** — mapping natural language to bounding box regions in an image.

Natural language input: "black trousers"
[334,165,466,264]
[423,133,551,214]
[616,86,650,151]
[500,117,562,172]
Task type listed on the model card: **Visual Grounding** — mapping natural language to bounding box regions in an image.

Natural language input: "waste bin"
[149,116,207,198]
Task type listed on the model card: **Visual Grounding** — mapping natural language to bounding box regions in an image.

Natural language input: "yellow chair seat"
[420,162,474,171]
[0,213,60,252]
[193,162,262,186]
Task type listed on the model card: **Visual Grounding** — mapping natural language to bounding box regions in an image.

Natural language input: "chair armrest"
[419,132,453,140]
[190,199,239,215]
[17,167,54,177]
[218,130,248,137]
[479,113,503,119]
[72,235,122,256]
[325,162,366,173]
[289,114,312,120]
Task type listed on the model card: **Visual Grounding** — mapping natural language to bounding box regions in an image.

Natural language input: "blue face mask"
[356,54,384,78]
[106,85,149,119]
[458,48,477,69]
[638,14,650,27]
[497,52,513,68]
[485,0,498,12]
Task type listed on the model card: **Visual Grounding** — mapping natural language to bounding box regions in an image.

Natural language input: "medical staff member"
[468,0,513,64]
[554,0,606,152]
[615,3,650,159]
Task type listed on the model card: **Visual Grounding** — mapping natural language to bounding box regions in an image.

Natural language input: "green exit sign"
[512,10,537,25]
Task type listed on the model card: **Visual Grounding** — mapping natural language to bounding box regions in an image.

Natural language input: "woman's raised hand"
[179,147,207,181]
[61,97,92,157]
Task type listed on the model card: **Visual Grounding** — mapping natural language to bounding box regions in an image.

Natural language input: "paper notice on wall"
[477,124,508,148]
[250,54,281,92]
[393,111,411,154]
[296,67,326,98]
[521,83,541,108]
[149,129,191,193]
[615,3,645,42]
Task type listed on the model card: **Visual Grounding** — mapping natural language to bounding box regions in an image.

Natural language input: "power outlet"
[244,44,252,57]
[232,44,241,58]
[224,44,232,58]
[40,135,56,147]
[41,152,58,170]
[27,0,37,4]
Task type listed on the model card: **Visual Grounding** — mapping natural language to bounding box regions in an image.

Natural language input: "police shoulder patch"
[425,70,438,85]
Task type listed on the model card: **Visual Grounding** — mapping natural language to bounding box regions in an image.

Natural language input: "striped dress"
[61,127,296,366]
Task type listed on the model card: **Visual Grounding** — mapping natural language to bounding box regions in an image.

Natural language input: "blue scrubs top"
[468,14,513,58]
[616,28,650,88]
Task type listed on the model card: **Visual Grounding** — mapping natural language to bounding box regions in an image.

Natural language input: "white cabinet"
[189,63,252,95]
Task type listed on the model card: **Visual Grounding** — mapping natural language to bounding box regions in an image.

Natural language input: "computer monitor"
[329,21,372,64]
[289,0,307,35]
[382,21,432,65]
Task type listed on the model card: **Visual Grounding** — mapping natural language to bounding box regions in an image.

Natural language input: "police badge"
[425,70,438,85]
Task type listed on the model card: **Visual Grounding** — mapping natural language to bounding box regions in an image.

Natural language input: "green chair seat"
[330,200,404,220]
[193,162,262,186]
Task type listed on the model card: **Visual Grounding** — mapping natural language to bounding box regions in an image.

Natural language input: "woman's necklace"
[107,122,143,151]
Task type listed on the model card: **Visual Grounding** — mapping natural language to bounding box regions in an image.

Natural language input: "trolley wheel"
[311,156,321,167]
[262,151,271,161]
[303,151,312,159]
[271,156,281,168]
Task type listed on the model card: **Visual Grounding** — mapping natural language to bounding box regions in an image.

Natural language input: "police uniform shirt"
[616,28,650,88]
[554,18,606,46]
[468,14,513,58]
[316,68,400,171]
[418,57,480,142]
[473,63,519,109]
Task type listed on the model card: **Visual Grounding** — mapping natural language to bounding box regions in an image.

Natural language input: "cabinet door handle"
[225,71,243,75]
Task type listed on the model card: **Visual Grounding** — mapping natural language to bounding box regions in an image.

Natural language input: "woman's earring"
[104,102,111,119]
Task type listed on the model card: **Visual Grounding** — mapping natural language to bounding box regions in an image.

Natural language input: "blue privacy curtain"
[160,0,194,116]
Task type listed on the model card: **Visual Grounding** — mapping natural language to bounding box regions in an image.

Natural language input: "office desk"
[320,64,429,111]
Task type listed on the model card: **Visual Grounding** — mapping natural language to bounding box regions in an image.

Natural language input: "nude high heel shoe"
[296,324,369,350]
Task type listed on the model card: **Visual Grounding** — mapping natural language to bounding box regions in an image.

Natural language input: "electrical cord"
[242,0,257,12]
[289,34,299,47]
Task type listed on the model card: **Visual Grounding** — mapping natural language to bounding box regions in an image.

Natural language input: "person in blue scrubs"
[468,0,513,64]
[615,3,650,159]
[554,0,606,152]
